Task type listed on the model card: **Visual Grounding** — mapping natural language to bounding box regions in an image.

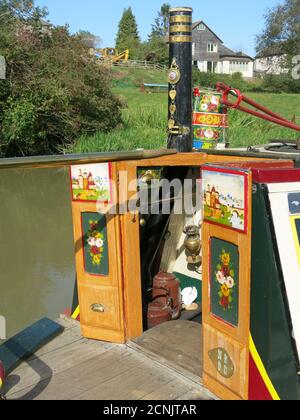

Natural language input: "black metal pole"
[167,7,193,152]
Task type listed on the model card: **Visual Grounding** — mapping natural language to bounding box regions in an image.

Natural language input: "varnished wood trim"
[203,373,243,400]
[71,163,126,343]
[119,153,283,168]
[202,223,252,344]
[117,162,143,341]
[81,325,126,344]
[202,172,252,400]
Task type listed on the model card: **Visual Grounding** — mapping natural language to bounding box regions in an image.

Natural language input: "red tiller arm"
[216,82,300,133]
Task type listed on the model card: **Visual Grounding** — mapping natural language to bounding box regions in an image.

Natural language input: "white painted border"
[268,184,300,360]
[268,182,300,194]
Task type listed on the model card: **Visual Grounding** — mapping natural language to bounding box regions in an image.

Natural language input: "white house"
[192,21,254,79]
[254,54,289,75]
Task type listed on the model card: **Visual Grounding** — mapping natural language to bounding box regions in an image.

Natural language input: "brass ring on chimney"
[169,15,192,24]
[169,35,192,43]
[169,7,193,13]
[169,8,193,43]
[170,32,192,36]
[169,25,192,33]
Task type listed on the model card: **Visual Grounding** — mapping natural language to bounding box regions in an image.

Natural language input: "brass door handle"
[140,218,147,227]
[91,303,106,313]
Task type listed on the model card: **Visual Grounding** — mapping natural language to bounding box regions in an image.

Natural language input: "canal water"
[0,166,76,340]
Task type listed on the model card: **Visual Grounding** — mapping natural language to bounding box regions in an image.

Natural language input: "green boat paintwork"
[210,239,239,327]
[173,271,202,304]
[81,212,109,277]
[251,184,300,400]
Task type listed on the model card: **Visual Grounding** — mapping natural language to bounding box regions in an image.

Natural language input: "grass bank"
[70,68,300,154]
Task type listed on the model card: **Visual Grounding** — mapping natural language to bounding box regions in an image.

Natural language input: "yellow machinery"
[96,48,129,64]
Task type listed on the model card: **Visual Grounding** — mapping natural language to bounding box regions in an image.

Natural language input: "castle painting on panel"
[202,166,249,233]
[70,163,112,203]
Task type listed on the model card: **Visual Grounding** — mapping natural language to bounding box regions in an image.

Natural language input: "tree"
[256,0,300,63]
[76,30,102,49]
[0,0,47,21]
[0,0,122,157]
[146,3,170,64]
[149,3,170,40]
[115,7,140,54]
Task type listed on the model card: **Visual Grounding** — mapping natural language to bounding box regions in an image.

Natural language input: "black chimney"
[167,7,193,152]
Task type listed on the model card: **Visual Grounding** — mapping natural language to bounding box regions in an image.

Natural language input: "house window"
[230,61,249,72]
[207,43,218,53]
[197,23,205,31]
[207,61,217,73]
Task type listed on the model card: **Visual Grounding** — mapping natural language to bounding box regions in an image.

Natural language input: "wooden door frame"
[117,153,274,341]
[201,170,253,400]
[72,163,126,343]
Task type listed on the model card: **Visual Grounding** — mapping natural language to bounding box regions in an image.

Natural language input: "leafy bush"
[192,69,300,94]
[192,71,250,92]
[261,74,300,93]
[0,3,122,157]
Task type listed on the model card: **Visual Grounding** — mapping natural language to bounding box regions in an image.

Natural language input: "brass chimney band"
[169,7,193,13]
[169,15,192,24]
[170,25,192,33]
[169,35,192,43]
[169,7,193,43]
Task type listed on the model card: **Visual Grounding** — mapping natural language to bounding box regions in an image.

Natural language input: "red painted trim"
[70,162,114,204]
[0,360,5,388]
[216,82,300,132]
[202,165,249,234]
[248,353,273,400]
[192,112,228,127]
[252,168,300,184]
[80,212,109,279]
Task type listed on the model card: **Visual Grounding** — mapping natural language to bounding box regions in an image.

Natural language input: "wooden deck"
[2,317,214,401]
[128,321,203,384]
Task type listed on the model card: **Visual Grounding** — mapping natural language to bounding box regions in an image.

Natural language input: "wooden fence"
[111,60,167,72]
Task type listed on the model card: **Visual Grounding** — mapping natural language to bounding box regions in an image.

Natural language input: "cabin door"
[202,165,252,400]
[70,162,126,344]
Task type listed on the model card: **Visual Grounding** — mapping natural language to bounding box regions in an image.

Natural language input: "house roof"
[192,21,223,43]
[220,49,254,61]
[218,44,236,56]
[192,20,254,61]
[255,39,289,58]
[255,46,286,59]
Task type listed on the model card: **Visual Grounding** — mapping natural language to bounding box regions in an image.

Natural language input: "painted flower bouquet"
[87,220,105,266]
[216,250,235,310]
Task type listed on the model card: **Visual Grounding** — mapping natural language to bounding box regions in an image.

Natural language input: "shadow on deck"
[3,317,214,401]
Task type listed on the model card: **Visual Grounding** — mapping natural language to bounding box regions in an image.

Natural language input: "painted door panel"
[202,165,252,400]
[71,163,125,344]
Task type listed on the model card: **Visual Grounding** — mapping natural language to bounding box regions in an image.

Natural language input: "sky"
[35,0,282,57]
